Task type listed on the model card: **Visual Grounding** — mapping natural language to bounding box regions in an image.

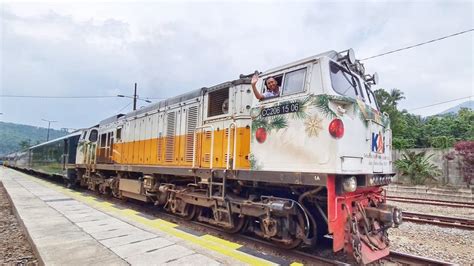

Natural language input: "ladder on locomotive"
[84,142,96,177]
[193,123,238,225]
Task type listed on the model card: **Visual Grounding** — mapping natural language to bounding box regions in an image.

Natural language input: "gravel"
[0,182,39,265]
[389,222,474,264]
[387,199,474,264]
[387,200,474,219]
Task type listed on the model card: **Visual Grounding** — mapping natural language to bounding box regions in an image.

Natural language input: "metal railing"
[192,125,215,169]
[226,122,238,170]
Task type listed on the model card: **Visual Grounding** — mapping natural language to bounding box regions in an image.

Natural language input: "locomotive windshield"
[329,61,362,99]
[364,83,380,110]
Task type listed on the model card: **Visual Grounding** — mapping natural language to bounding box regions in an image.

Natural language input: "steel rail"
[387,251,454,265]
[14,169,457,265]
[403,211,474,230]
[386,196,474,209]
[21,169,350,265]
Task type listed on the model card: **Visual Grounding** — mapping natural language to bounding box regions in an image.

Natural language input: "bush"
[454,141,474,187]
[395,150,442,185]
[430,136,455,149]
[393,138,415,149]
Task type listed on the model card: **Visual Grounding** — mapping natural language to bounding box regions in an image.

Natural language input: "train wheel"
[182,203,197,220]
[259,209,306,249]
[223,214,247,234]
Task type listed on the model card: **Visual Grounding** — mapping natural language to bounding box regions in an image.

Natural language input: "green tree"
[374,89,473,149]
[374,88,405,111]
[374,88,408,148]
[395,150,442,185]
[19,139,31,149]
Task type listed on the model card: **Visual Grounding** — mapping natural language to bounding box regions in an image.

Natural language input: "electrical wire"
[361,29,474,61]
[116,102,132,113]
[0,95,165,100]
[407,95,473,111]
[2,29,472,112]
[0,95,117,99]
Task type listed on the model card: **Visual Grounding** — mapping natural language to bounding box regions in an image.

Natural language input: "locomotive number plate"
[261,102,300,117]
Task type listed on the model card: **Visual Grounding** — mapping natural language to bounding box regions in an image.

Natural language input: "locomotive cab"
[76,126,99,167]
[250,50,401,264]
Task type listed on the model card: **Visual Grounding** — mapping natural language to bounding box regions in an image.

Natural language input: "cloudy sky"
[0,0,473,130]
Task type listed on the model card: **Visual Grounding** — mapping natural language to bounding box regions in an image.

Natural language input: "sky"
[0,0,473,130]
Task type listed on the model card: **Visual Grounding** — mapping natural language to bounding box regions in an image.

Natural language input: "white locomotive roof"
[101,77,252,125]
[262,50,338,76]
[99,50,341,126]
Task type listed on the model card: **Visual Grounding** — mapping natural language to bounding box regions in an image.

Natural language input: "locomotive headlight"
[342,176,357,192]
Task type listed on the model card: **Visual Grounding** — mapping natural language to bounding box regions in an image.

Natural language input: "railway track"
[386,251,453,265]
[24,172,456,265]
[386,196,474,209]
[402,211,474,230]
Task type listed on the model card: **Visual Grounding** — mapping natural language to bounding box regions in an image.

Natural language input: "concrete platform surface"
[0,167,297,266]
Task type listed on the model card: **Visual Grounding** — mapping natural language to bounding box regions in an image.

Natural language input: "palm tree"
[395,150,442,185]
[374,88,405,112]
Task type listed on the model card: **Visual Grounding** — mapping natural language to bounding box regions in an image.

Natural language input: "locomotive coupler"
[346,202,403,264]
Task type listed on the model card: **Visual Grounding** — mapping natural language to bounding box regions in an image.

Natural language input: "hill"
[439,100,473,115]
[0,122,69,155]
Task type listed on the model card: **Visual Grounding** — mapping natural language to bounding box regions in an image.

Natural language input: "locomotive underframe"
[7,158,400,264]
[70,163,399,260]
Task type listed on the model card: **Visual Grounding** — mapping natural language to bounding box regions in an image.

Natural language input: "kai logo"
[371,132,385,153]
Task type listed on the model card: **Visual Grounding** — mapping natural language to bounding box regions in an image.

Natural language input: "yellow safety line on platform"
[19,174,288,266]
[290,262,304,266]
[201,235,242,249]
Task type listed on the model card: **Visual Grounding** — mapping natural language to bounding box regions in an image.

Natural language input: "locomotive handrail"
[226,122,238,170]
[192,125,215,169]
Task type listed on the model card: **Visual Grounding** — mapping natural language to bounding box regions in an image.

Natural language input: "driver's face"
[266,78,278,91]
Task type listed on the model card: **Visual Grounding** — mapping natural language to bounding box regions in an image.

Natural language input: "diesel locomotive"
[5,49,402,264]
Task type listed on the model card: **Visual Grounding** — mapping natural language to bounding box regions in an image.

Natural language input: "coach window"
[282,68,306,96]
[89,129,98,142]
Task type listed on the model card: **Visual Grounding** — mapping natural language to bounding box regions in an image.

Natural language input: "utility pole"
[117,82,151,112]
[133,83,137,111]
[42,119,57,141]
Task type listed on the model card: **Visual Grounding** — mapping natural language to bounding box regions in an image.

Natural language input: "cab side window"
[282,68,306,96]
[262,75,283,94]
[89,129,98,142]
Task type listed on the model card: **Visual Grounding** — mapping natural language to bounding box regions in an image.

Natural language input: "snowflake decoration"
[304,115,323,137]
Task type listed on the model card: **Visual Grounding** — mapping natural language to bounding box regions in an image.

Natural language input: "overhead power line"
[408,95,473,111]
[117,102,132,113]
[0,95,165,100]
[0,95,117,99]
[361,28,474,61]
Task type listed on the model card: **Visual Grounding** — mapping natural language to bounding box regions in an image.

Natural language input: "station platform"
[0,167,298,266]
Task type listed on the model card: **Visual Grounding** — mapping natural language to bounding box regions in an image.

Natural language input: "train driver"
[251,74,280,100]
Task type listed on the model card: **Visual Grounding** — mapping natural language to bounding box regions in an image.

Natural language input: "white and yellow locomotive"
[10,49,401,264]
